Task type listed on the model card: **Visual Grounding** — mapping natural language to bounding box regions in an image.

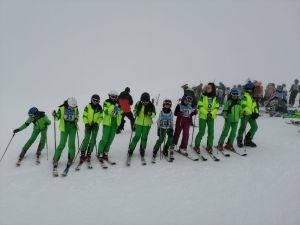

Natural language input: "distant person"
[289,79,300,107]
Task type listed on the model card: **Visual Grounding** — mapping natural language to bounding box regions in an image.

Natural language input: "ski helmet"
[28,107,38,116]
[230,88,239,97]
[125,87,131,93]
[276,85,283,92]
[67,97,77,108]
[163,99,172,108]
[182,95,193,103]
[91,94,100,103]
[108,90,118,100]
[244,82,255,92]
[140,92,150,104]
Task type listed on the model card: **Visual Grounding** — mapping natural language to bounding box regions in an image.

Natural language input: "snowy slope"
[0,114,300,225]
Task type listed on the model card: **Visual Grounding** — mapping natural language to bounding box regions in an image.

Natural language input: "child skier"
[194,83,220,154]
[152,99,174,163]
[52,97,79,176]
[14,107,51,166]
[217,88,242,152]
[237,82,259,147]
[173,95,197,156]
[77,94,103,169]
[127,92,156,166]
[97,90,122,166]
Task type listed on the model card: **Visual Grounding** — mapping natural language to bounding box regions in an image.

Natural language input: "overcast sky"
[0,0,299,105]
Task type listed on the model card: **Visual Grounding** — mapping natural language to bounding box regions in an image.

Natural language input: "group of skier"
[9,80,264,177]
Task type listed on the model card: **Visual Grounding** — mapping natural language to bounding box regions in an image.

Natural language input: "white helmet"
[67,97,77,108]
[108,90,118,99]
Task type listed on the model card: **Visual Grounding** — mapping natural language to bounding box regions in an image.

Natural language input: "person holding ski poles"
[127,92,156,166]
[52,97,79,176]
[78,94,103,168]
[152,99,174,163]
[14,107,51,166]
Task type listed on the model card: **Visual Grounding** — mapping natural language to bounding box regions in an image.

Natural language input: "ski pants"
[22,129,47,153]
[237,116,258,141]
[173,116,190,149]
[129,125,151,154]
[195,118,215,148]
[153,128,173,153]
[53,122,77,162]
[81,126,99,155]
[98,123,117,156]
[289,91,299,106]
[218,121,238,145]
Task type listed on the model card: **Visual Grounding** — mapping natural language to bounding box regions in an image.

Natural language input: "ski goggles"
[92,98,100,103]
[141,100,149,105]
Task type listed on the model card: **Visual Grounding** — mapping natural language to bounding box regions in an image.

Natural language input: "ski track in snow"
[0,116,299,225]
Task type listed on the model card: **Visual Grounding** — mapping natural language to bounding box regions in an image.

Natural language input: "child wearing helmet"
[194,83,220,154]
[237,82,259,147]
[127,92,156,165]
[14,107,51,165]
[52,97,79,175]
[79,94,103,167]
[152,99,174,162]
[217,88,242,152]
[97,91,122,163]
[173,95,197,155]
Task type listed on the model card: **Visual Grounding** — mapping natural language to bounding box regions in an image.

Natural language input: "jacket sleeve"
[133,103,138,115]
[83,106,89,124]
[54,108,61,121]
[222,101,230,116]
[18,117,33,131]
[96,108,104,125]
[44,115,51,126]
[174,105,180,116]
[129,95,133,105]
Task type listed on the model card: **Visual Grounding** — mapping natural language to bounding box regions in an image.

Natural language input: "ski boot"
[224,143,235,152]
[53,161,59,177]
[237,139,244,148]
[216,144,224,151]
[36,150,41,164]
[206,147,213,154]
[16,150,26,166]
[193,146,200,154]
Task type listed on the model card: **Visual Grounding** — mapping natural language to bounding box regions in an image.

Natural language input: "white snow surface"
[1,0,300,225]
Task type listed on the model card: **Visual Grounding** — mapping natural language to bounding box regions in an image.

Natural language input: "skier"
[52,97,79,176]
[265,85,288,117]
[263,83,276,105]
[194,83,220,154]
[152,99,174,162]
[117,87,135,134]
[173,95,197,155]
[236,82,259,147]
[97,90,122,165]
[289,79,300,107]
[14,107,51,166]
[216,88,242,152]
[127,92,156,165]
[78,94,103,169]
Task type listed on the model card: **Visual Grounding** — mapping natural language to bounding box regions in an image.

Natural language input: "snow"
[0,115,300,225]
[1,0,300,224]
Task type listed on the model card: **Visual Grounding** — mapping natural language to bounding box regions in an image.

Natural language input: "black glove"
[85,124,92,131]
[168,128,174,136]
[13,129,20,134]
[207,113,212,118]
[157,128,161,137]
[251,113,259,120]
[92,123,99,129]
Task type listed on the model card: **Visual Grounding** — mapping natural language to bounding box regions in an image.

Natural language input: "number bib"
[159,111,172,129]
[64,108,76,122]
[180,104,193,117]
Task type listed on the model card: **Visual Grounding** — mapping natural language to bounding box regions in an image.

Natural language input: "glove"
[52,110,56,117]
[223,115,228,121]
[13,129,20,134]
[242,111,247,117]
[147,112,152,116]
[251,113,259,120]
[85,124,92,131]
[92,123,99,129]
[157,128,161,137]
[207,113,212,118]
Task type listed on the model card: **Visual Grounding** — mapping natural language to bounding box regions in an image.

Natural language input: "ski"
[202,146,220,162]
[214,146,230,157]
[174,150,199,161]
[87,160,93,169]
[191,148,208,161]
[226,149,247,157]
[151,157,156,164]
[99,160,108,169]
[16,160,22,167]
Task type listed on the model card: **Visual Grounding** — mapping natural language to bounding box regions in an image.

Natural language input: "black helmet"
[125,87,130,93]
[140,92,150,104]
[28,107,38,116]
[91,94,100,103]
[163,99,172,108]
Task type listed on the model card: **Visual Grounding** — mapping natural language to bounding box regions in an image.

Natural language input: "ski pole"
[190,115,197,148]
[159,128,162,160]
[0,133,15,163]
[53,118,57,151]
[46,133,49,161]
[128,116,136,150]
[244,119,247,153]
[73,130,82,163]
